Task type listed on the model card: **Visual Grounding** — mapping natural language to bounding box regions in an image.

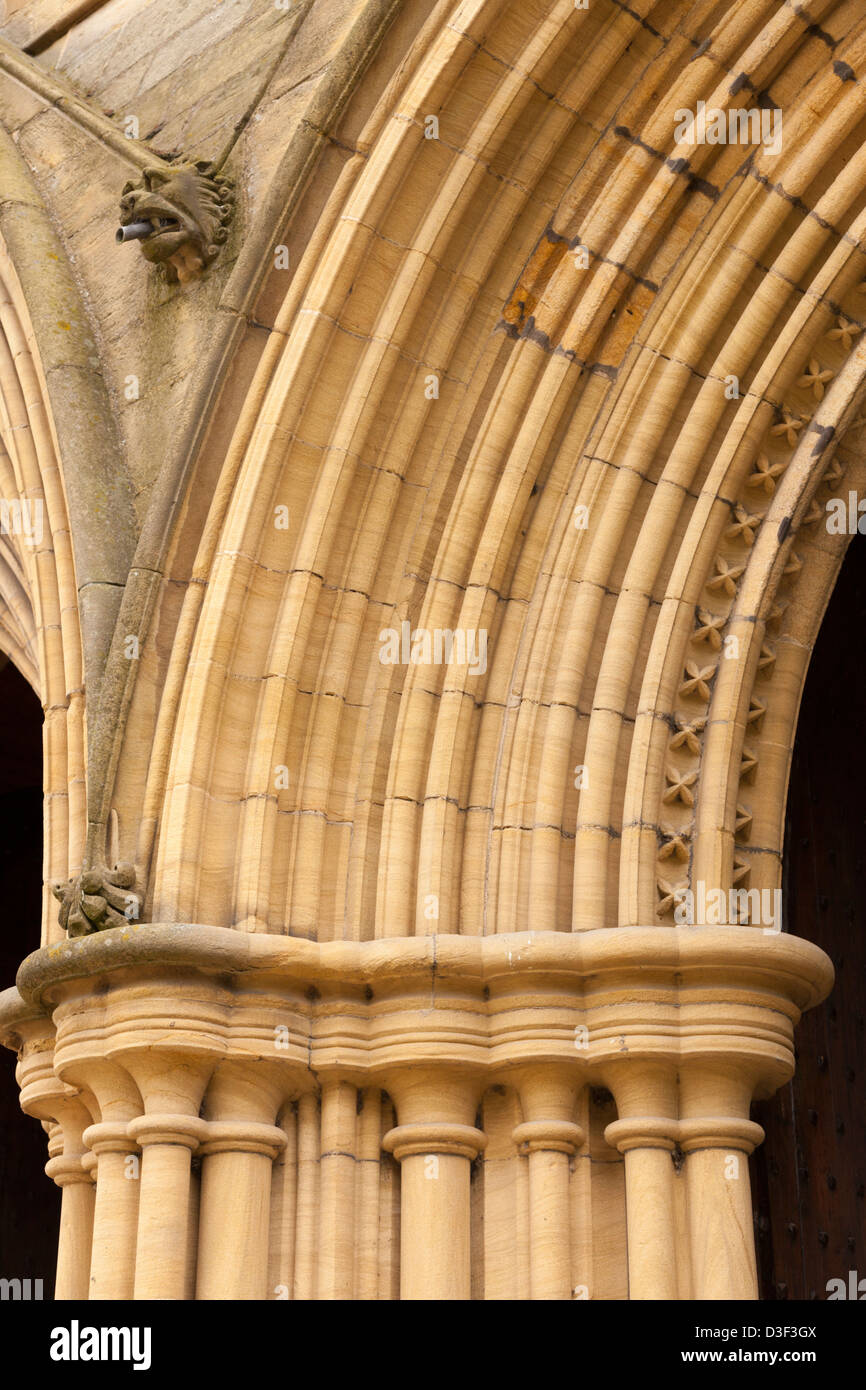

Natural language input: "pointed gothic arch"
[102,0,866,948]
[3,0,865,1305]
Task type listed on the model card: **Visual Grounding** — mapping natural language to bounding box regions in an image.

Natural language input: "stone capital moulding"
[382,1123,487,1162]
[11,923,833,1101]
[512,1119,586,1155]
[604,1115,766,1155]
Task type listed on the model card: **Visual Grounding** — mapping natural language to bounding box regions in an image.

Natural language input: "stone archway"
[3,0,866,1300]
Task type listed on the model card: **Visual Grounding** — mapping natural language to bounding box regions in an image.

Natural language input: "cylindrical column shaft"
[513,1119,584,1300]
[355,1089,382,1300]
[604,1118,679,1300]
[294,1093,320,1300]
[84,1124,141,1300]
[268,1104,297,1300]
[318,1081,357,1300]
[681,1120,763,1300]
[678,1065,764,1300]
[623,1147,678,1299]
[185,1164,200,1301]
[383,1122,486,1301]
[196,1122,285,1300]
[46,1155,95,1300]
[128,1116,206,1300]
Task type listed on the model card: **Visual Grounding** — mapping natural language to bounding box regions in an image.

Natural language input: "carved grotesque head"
[119,161,234,284]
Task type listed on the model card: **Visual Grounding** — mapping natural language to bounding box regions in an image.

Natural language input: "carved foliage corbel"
[52,863,143,937]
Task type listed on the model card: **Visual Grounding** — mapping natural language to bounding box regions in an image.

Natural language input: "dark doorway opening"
[0,655,59,1294]
[751,533,866,1300]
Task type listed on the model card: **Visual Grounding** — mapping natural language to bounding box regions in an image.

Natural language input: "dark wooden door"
[0,658,59,1294]
[751,533,866,1301]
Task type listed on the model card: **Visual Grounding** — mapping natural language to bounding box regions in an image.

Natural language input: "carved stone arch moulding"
[648,339,866,931]
[2,0,864,1308]
[120,0,866,947]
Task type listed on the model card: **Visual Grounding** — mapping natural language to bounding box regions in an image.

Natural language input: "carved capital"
[382,1122,486,1163]
[513,1119,585,1155]
[198,1121,287,1161]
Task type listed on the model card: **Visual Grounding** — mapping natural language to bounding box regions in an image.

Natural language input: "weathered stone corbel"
[51,863,142,937]
[117,160,234,285]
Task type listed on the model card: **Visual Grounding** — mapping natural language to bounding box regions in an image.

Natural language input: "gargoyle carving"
[117,161,234,284]
[52,863,143,937]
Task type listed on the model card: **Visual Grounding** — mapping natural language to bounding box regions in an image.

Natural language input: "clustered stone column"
[6,1004,95,1300]
[0,924,833,1301]
[604,1061,770,1300]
